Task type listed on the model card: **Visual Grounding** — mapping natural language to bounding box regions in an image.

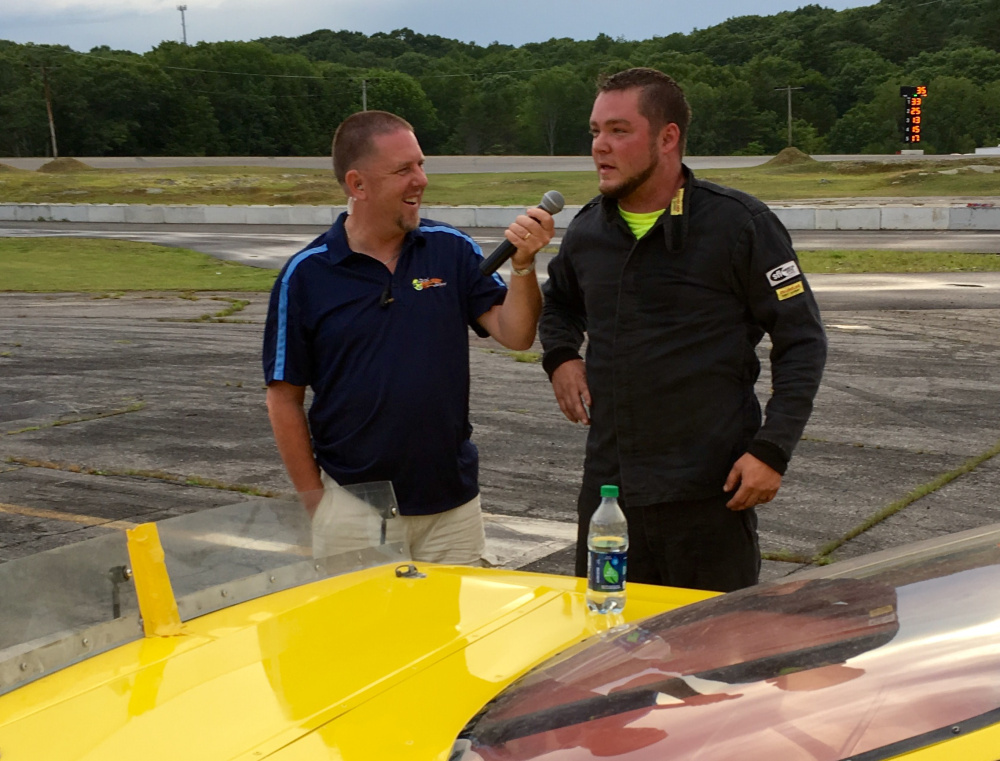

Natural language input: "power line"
[186,88,331,99]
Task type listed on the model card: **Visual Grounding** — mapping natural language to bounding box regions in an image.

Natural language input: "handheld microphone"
[479,190,565,276]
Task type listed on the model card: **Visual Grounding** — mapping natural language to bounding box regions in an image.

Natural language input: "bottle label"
[588,550,627,592]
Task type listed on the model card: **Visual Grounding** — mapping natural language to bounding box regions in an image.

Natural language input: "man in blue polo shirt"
[263,110,554,565]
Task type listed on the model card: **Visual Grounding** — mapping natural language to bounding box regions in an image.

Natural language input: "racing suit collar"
[600,164,692,253]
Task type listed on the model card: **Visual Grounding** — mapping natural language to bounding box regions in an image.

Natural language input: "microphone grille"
[540,190,565,215]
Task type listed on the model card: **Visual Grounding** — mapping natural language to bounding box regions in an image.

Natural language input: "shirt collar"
[325,212,427,266]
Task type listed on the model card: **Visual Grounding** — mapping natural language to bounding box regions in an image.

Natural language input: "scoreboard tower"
[900,85,927,144]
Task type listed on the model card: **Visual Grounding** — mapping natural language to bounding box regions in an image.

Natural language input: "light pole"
[774,85,804,147]
[177,5,188,45]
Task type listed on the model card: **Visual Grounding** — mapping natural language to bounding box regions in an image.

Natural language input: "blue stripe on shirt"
[273,244,328,381]
[420,224,506,287]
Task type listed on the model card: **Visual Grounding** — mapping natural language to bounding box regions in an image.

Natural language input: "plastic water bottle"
[586,484,628,614]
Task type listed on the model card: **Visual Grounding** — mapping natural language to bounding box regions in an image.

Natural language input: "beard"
[599,147,659,201]
[394,204,422,234]
[395,215,420,233]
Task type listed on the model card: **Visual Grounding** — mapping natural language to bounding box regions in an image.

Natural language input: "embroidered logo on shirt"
[777,281,805,301]
[767,261,802,286]
[412,277,446,291]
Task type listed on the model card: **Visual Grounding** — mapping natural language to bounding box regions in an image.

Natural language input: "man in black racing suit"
[540,68,827,592]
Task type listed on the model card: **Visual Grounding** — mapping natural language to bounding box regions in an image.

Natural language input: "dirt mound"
[37,157,94,173]
[764,147,817,166]
[0,163,25,172]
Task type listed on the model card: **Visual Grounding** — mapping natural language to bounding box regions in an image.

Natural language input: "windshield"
[457,525,1000,760]
[0,487,405,696]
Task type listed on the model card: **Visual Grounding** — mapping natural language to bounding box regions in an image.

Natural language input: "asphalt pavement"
[1,276,999,581]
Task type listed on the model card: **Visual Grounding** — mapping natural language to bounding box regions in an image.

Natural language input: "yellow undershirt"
[618,205,666,240]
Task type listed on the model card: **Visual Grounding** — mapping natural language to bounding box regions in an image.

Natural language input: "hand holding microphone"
[480,190,564,276]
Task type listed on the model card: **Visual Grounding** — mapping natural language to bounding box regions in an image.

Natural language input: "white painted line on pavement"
[482,512,576,570]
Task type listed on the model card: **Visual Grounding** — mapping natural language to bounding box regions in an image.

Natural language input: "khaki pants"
[312,472,486,566]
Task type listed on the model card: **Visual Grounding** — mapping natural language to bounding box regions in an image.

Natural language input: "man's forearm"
[480,207,552,349]
[482,271,543,350]
[266,386,323,495]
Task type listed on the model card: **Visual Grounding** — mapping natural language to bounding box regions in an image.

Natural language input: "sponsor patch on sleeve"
[776,281,805,301]
[767,260,802,286]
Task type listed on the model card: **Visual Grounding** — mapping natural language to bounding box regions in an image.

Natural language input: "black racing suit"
[540,167,827,511]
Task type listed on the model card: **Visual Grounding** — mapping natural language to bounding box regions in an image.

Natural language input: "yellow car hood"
[0,563,708,761]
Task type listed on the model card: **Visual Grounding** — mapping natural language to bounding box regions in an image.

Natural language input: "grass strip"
[798,249,1000,274]
[509,351,541,364]
[4,401,146,436]
[3,239,1000,296]
[0,238,278,292]
[1,157,999,205]
[814,437,1000,561]
[5,455,282,498]
[481,348,542,363]
[180,296,251,322]
[761,549,815,564]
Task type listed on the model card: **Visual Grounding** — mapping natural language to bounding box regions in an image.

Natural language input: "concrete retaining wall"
[772,208,816,230]
[773,204,998,231]
[814,208,881,230]
[1,202,998,230]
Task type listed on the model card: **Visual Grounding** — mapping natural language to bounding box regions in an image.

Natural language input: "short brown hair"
[598,68,692,155]
[332,110,414,186]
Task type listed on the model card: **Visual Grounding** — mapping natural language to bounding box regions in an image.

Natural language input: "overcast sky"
[3,0,878,52]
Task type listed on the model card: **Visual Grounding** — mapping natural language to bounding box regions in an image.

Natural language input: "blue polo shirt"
[263,213,507,516]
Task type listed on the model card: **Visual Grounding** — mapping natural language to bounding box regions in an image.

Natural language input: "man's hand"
[724,453,781,510]
[505,207,555,270]
[298,487,324,519]
[551,359,591,425]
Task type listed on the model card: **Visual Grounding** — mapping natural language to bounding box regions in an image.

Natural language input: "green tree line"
[2,0,998,158]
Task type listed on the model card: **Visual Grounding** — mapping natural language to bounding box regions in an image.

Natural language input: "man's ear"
[659,122,681,156]
[344,168,366,198]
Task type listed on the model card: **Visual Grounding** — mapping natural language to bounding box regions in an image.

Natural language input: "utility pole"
[41,66,58,159]
[177,5,188,45]
[361,79,367,111]
[774,85,804,147]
